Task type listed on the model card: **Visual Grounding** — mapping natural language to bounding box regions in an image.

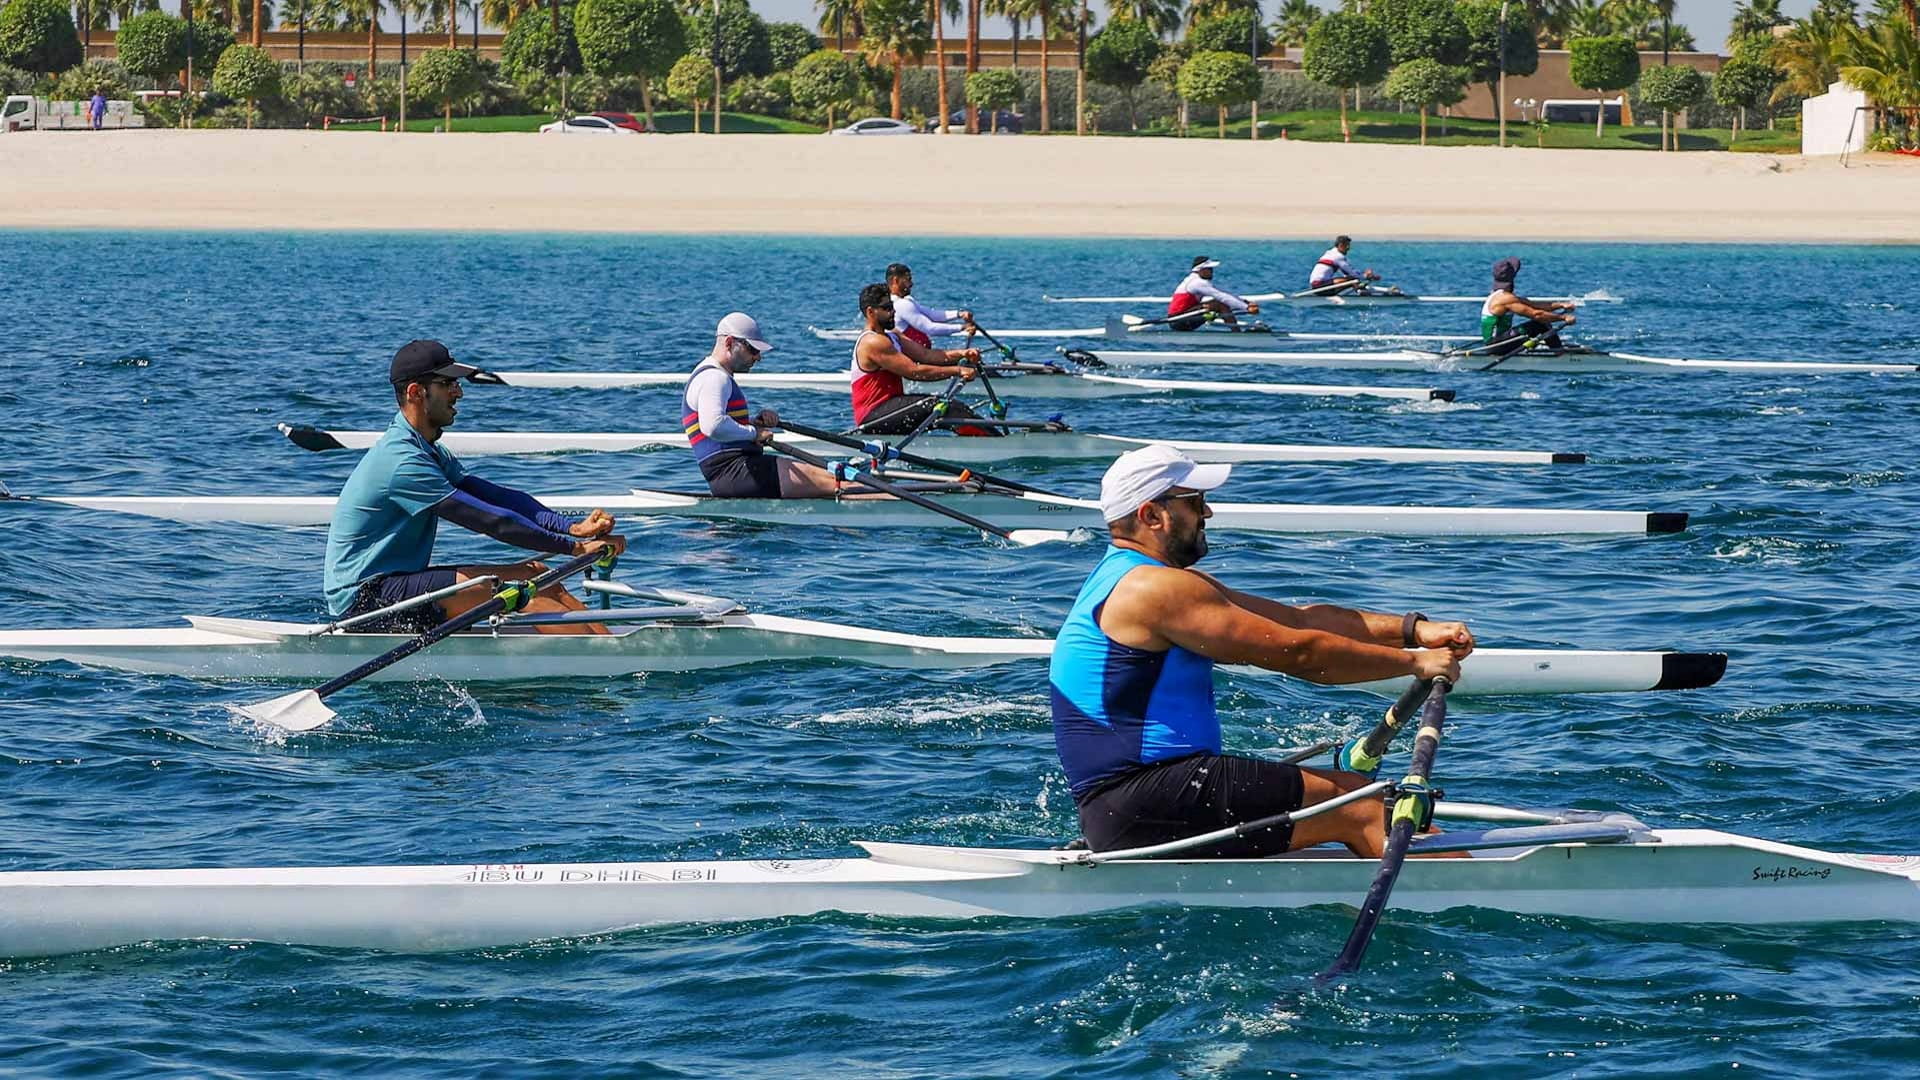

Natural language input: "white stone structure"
[1802,80,1872,156]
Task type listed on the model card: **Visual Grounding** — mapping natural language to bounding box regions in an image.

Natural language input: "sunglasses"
[1155,490,1207,506]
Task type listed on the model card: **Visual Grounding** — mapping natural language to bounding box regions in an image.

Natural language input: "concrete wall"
[1801,80,1871,155]
[83,28,507,66]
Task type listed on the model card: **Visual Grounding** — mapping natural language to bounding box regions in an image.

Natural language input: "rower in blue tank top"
[1050,444,1476,859]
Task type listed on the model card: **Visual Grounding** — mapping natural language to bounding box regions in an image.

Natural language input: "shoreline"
[8,130,1919,243]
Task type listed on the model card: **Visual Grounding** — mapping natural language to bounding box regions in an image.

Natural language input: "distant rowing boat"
[1062,344,1920,375]
[808,316,1477,348]
[15,798,1917,959]
[280,423,1586,467]
[491,368,1457,402]
[10,487,1688,537]
[1043,289,1624,307]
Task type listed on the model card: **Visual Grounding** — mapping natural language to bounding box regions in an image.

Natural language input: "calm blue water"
[2,232,1919,1076]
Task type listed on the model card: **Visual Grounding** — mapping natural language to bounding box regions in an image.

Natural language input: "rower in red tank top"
[1166,255,1259,331]
[848,282,997,437]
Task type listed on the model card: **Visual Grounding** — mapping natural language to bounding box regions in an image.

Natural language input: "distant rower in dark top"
[1480,257,1577,355]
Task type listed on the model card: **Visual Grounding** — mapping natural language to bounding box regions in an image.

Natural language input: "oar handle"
[769,439,1020,539]
[773,419,1061,498]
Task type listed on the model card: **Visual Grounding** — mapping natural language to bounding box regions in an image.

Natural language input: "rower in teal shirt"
[322,340,626,633]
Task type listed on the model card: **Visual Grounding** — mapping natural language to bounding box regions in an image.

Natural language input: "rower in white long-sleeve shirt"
[682,312,840,498]
[886,262,975,348]
[1307,236,1382,296]
[1166,256,1258,330]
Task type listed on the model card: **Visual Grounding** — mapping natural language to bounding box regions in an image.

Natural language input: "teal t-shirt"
[323,412,468,614]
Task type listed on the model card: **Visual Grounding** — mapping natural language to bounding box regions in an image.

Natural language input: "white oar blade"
[233,689,336,732]
[1004,528,1085,547]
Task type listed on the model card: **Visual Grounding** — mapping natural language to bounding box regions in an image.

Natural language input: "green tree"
[1771,10,1849,105]
[1713,52,1781,138]
[859,0,930,118]
[51,58,130,98]
[1302,11,1388,139]
[575,0,684,127]
[1106,0,1182,37]
[1189,8,1272,54]
[1176,48,1259,135]
[500,4,580,84]
[1838,18,1920,140]
[115,10,189,85]
[964,66,1021,127]
[1567,34,1637,135]
[1376,0,1466,64]
[1457,0,1535,117]
[766,21,820,70]
[1383,56,1466,141]
[665,50,711,125]
[789,46,861,125]
[1729,0,1788,40]
[1084,17,1160,128]
[410,45,480,127]
[212,42,280,125]
[1636,61,1705,149]
[1271,0,1322,46]
[688,0,772,79]
[0,0,82,74]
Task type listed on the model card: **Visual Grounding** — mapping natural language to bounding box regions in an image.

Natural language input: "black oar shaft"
[1322,677,1451,979]
[309,548,608,701]
[770,439,1017,540]
[1357,678,1437,764]
[774,419,1061,498]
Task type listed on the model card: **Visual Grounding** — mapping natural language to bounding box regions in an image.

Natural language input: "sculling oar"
[1321,675,1452,980]
[235,547,618,732]
[772,419,1069,498]
[767,439,1077,547]
[968,322,1021,364]
[1331,675,1439,777]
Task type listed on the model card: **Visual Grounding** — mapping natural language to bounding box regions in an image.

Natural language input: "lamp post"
[1496,0,1507,147]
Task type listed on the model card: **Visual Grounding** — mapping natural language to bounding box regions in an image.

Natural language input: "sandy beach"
[7,129,1918,241]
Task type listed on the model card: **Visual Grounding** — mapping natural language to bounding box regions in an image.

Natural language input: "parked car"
[592,111,648,133]
[538,115,639,135]
[923,109,1024,134]
[828,117,917,136]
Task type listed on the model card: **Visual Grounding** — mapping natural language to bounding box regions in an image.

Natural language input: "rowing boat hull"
[493,369,1452,401]
[1043,292,1613,307]
[1078,348,1920,375]
[296,428,1578,467]
[0,615,1726,694]
[1,828,1911,957]
[809,323,1477,348]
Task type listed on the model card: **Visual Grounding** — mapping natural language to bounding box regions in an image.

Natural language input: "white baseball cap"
[717,312,773,352]
[1192,258,1221,271]
[1099,444,1231,523]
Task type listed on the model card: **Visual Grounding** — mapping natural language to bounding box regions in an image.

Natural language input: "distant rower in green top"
[1480,257,1577,355]
[322,340,626,635]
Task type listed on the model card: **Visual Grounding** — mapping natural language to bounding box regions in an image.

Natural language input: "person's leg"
[1285,767,1389,857]
[775,458,843,497]
[853,394,936,436]
[441,561,606,635]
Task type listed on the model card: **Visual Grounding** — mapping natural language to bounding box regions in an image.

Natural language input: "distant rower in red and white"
[1166,256,1258,330]
[1308,236,1382,295]
[850,282,992,437]
[886,262,976,348]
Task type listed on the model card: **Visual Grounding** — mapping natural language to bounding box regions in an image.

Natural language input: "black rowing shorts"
[1077,753,1308,858]
[342,566,460,633]
[700,449,783,498]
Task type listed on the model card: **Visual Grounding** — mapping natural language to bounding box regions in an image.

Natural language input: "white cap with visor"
[1099,444,1231,523]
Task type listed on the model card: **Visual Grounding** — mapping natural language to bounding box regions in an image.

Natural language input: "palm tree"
[816,0,866,50]
[1269,0,1320,47]
[931,0,959,131]
[1729,0,1787,41]
[966,0,982,131]
[1185,0,1253,29]
[480,0,537,29]
[1772,10,1850,104]
[1838,17,1920,139]
[1105,0,1181,37]
[988,0,1030,67]
[861,0,931,117]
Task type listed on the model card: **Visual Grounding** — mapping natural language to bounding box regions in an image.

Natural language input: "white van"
[1,95,148,132]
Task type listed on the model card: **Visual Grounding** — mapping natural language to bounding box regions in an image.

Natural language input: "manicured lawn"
[331,112,822,134]
[1115,109,1800,152]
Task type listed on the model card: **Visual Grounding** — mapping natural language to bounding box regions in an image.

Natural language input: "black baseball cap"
[389,340,501,387]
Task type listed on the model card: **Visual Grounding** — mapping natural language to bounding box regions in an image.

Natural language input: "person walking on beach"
[88,91,107,131]
[1166,257,1258,331]
[1480,257,1577,355]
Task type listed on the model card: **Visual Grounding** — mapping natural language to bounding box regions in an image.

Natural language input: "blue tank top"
[1050,545,1219,799]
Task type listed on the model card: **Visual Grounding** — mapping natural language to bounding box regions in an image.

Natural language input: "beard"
[874,309,895,330]
[1163,519,1207,568]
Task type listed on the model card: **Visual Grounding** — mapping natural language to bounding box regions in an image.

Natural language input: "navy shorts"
[853,394,990,437]
[700,449,783,498]
[1076,753,1308,858]
[342,566,460,632]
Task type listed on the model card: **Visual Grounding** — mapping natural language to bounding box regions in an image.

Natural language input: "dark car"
[592,111,648,133]
[922,108,1024,134]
